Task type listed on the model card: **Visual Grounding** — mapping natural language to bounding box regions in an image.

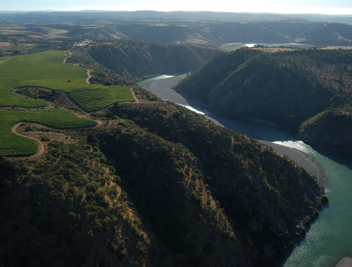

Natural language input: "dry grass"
[322,46,352,50]
[253,47,299,53]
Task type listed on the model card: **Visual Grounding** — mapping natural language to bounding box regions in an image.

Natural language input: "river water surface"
[137,75,352,267]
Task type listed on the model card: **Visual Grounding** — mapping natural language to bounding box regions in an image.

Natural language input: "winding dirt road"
[86,69,91,83]
[63,51,72,63]
[11,123,45,158]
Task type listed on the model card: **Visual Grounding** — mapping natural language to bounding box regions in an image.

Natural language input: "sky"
[2,0,352,15]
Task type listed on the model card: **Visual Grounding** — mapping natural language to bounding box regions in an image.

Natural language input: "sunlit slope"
[0,109,96,156]
[0,51,134,111]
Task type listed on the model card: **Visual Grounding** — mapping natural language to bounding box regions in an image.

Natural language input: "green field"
[0,51,135,111]
[0,108,96,156]
[0,84,48,108]
[69,87,133,111]
[0,56,8,62]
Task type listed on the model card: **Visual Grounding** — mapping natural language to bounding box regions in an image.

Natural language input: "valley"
[176,48,352,153]
[1,11,351,266]
[140,74,352,267]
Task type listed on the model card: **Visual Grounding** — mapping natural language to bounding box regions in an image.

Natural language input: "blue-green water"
[281,143,352,267]
[138,74,352,267]
[136,74,175,87]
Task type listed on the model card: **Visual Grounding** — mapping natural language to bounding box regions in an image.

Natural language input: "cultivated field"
[0,50,137,156]
[0,109,96,156]
[69,87,134,111]
[0,50,134,111]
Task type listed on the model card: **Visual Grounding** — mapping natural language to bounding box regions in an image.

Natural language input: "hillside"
[0,99,325,266]
[87,41,219,81]
[298,110,352,152]
[175,48,352,151]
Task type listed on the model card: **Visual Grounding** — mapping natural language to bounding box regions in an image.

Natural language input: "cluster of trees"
[0,141,150,266]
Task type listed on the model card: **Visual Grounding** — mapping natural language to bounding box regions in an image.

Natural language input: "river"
[137,74,352,267]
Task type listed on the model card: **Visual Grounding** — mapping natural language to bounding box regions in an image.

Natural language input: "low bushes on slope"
[0,144,155,266]
[103,102,324,265]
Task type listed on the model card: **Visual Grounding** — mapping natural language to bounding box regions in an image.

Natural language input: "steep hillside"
[298,110,352,152]
[176,48,352,150]
[88,41,219,81]
[0,100,325,266]
[119,25,208,45]
[295,23,352,45]
[260,19,312,39]
[66,26,126,40]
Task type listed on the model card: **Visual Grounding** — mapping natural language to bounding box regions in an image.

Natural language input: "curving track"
[11,123,45,158]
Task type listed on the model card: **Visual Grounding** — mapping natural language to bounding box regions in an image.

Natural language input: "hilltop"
[175,48,352,152]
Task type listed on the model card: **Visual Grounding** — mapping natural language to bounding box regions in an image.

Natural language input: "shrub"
[222,230,231,239]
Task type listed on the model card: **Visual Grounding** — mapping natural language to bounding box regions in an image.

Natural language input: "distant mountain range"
[1,11,352,24]
[63,19,352,46]
[1,11,352,47]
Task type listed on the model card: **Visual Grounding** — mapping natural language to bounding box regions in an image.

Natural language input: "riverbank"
[141,74,327,185]
[335,257,352,267]
[260,140,327,186]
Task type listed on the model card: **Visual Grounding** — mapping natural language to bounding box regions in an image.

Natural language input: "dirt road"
[0,57,10,64]
[130,87,139,103]
[63,51,72,63]
[86,69,91,83]
[11,123,45,158]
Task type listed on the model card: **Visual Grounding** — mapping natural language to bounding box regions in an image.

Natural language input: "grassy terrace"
[0,109,96,156]
[0,51,135,111]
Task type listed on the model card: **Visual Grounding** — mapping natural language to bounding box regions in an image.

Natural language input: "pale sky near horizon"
[2,0,352,15]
